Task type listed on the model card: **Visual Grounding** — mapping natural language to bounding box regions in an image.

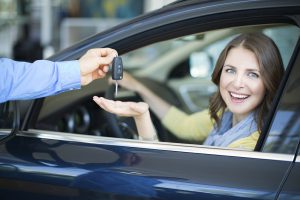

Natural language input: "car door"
[278,152,300,199]
[265,38,300,200]
[1,1,300,200]
[279,150,300,199]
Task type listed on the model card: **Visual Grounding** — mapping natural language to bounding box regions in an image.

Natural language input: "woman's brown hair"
[209,32,284,133]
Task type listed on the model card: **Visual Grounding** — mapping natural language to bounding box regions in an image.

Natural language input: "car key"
[112,56,123,97]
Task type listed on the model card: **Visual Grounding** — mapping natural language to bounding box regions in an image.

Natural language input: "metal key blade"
[115,80,118,97]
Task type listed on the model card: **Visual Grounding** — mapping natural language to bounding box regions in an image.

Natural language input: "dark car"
[1,0,300,199]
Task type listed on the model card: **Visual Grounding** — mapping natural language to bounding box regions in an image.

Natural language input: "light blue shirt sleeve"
[0,58,81,103]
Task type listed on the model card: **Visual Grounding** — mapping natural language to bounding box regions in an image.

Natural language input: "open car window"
[35,23,300,152]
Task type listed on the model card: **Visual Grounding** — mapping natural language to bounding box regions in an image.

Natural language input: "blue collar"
[203,111,257,147]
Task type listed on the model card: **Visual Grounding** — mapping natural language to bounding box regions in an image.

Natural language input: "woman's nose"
[232,74,245,88]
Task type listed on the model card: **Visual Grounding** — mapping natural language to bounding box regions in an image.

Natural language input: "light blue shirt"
[0,58,81,103]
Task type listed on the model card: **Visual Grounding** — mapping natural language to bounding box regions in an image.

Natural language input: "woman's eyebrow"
[245,66,260,73]
[223,64,236,68]
[224,64,260,72]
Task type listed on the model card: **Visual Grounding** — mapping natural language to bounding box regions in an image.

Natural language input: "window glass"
[264,26,300,68]
[123,24,300,146]
[263,44,300,154]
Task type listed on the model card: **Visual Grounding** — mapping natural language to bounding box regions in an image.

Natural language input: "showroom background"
[0,0,175,61]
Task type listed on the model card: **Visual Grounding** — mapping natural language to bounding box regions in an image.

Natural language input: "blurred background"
[0,0,175,61]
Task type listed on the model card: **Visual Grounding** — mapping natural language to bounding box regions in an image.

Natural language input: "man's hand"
[79,48,118,86]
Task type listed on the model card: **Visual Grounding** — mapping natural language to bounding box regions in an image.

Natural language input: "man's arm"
[0,48,118,103]
[0,58,81,103]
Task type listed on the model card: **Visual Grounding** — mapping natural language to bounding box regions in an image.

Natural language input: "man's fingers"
[97,69,105,78]
[97,55,116,66]
[90,48,118,58]
[101,65,109,72]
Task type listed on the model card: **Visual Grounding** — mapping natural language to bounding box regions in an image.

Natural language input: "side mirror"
[189,52,213,78]
[0,101,20,143]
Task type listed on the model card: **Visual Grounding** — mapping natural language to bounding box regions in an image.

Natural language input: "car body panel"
[278,155,300,199]
[0,131,295,199]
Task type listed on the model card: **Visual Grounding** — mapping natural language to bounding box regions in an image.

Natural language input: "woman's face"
[220,46,266,121]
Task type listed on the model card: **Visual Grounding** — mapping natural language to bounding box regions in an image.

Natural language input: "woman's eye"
[225,68,235,74]
[248,72,259,78]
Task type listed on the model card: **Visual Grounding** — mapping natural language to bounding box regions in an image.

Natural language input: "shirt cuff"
[56,60,81,91]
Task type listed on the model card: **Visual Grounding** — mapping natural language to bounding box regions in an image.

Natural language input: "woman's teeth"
[230,92,248,99]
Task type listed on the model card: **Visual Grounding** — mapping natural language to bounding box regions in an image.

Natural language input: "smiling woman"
[94,32,285,150]
[219,48,264,121]
[210,32,284,136]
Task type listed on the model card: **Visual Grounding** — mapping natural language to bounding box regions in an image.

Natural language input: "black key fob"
[112,56,123,80]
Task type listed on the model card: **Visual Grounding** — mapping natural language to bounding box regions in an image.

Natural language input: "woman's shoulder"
[228,131,260,151]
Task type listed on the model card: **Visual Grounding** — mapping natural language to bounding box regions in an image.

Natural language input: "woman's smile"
[229,91,249,103]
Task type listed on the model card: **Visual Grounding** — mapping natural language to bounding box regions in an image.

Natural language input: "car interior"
[31,23,300,147]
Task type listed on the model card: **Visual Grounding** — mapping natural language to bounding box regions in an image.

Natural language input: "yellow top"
[162,106,259,150]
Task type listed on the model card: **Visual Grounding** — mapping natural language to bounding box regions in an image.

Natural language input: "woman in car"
[93,32,284,150]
